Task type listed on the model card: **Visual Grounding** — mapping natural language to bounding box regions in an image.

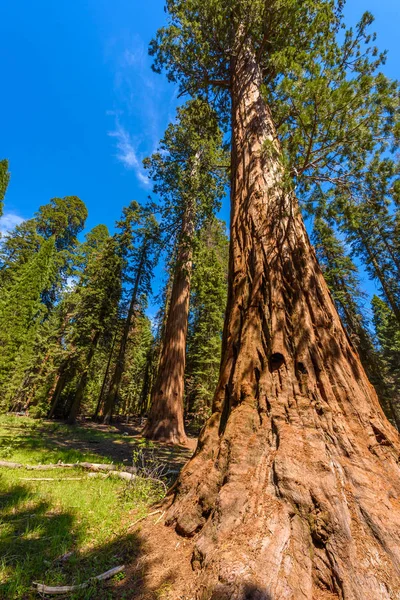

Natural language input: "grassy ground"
[0,415,169,599]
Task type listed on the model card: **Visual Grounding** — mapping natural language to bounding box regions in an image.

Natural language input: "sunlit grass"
[0,415,164,599]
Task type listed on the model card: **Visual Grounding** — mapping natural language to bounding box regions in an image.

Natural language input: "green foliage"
[372,297,400,385]
[331,156,400,322]
[186,219,229,425]
[0,237,57,407]
[100,203,159,420]
[0,158,10,217]
[0,195,88,305]
[313,214,398,426]
[144,98,227,249]
[118,315,154,416]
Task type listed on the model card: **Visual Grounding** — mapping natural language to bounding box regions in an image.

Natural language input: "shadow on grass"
[0,483,142,599]
[1,416,194,474]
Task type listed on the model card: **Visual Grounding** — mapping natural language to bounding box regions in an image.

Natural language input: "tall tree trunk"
[162,45,400,599]
[143,207,193,444]
[102,244,147,424]
[67,331,100,424]
[48,361,74,419]
[93,328,118,420]
[138,348,153,416]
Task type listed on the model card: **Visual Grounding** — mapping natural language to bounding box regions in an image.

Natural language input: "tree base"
[142,420,188,446]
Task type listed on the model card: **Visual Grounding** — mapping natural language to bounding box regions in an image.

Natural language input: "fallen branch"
[127,509,162,530]
[0,460,136,475]
[20,477,84,481]
[32,565,125,595]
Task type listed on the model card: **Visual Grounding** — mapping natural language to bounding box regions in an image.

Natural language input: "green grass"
[0,415,164,599]
[0,414,121,465]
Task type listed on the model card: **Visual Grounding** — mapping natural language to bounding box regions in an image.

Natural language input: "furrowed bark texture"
[143,210,193,445]
[164,48,400,599]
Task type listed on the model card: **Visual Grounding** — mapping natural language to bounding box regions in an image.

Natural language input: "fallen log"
[0,460,136,474]
[32,565,125,595]
[20,477,84,481]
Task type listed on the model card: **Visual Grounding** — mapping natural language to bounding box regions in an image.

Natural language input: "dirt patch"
[44,418,197,474]
[113,508,195,600]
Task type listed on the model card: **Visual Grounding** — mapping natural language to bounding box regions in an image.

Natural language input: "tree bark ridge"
[163,43,400,600]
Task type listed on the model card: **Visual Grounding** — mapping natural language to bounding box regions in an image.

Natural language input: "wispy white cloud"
[108,119,150,187]
[0,212,24,237]
[107,35,179,187]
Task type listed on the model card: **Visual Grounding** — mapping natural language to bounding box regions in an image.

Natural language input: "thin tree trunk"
[102,243,147,424]
[357,227,400,323]
[137,349,152,416]
[93,329,118,420]
[67,331,101,425]
[143,207,193,445]
[48,362,73,419]
[163,43,400,599]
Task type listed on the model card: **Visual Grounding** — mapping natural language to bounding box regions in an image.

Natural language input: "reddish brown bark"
[161,45,400,599]
[143,208,193,445]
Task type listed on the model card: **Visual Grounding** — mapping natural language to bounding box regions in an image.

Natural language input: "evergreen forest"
[1,0,400,598]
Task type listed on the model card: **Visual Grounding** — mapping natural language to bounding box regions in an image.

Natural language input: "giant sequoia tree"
[143,99,225,444]
[147,1,400,597]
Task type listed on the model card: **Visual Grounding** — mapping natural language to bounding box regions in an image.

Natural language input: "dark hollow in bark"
[162,45,400,599]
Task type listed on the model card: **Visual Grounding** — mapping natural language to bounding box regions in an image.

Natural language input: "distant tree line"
[0,89,399,438]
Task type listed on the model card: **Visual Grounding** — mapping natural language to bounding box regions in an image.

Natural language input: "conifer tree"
[313,213,399,427]
[0,159,10,217]
[334,156,400,324]
[143,99,226,443]
[66,235,122,423]
[102,202,159,424]
[146,1,400,596]
[116,314,154,419]
[0,237,57,407]
[46,225,120,420]
[185,219,229,426]
[372,296,400,425]
[0,196,87,302]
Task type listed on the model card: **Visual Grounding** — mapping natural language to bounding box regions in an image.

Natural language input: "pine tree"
[146,1,400,596]
[143,99,226,443]
[0,196,87,303]
[333,156,400,324]
[186,219,229,426]
[313,213,399,427]
[46,225,121,421]
[101,202,159,424]
[372,296,400,426]
[0,159,10,217]
[66,235,122,423]
[0,237,57,408]
[116,315,154,419]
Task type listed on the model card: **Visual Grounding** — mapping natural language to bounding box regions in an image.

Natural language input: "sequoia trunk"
[143,208,193,445]
[163,45,400,599]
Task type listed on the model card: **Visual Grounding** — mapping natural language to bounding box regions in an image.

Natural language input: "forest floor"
[0,414,196,599]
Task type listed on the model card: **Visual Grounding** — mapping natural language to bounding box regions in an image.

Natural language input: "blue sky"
[0,0,399,310]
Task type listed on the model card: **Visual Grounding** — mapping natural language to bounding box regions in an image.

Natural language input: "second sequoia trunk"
[163,46,400,599]
[143,207,193,445]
